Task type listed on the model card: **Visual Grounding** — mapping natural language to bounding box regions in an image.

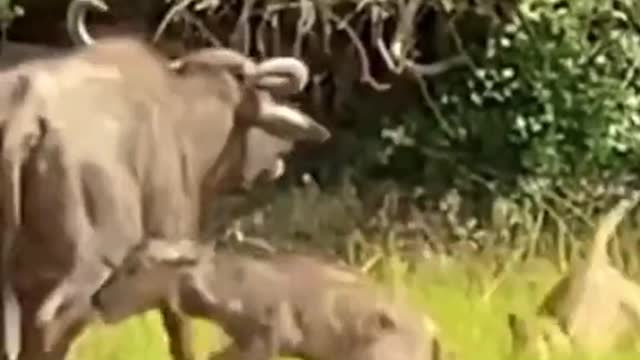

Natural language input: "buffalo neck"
[169,74,243,232]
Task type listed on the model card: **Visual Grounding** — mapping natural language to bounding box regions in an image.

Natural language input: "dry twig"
[154,0,196,43]
[294,0,317,57]
[180,10,223,46]
[229,0,257,53]
[328,11,391,91]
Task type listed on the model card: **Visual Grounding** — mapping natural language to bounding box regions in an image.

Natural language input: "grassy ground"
[65,255,640,360]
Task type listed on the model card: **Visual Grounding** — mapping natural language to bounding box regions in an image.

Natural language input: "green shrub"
[375,0,640,185]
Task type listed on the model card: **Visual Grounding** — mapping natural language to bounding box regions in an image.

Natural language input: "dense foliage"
[370,0,640,185]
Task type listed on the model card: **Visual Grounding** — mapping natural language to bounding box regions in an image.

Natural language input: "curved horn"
[253,57,310,96]
[169,48,257,78]
[66,0,110,46]
[255,91,330,142]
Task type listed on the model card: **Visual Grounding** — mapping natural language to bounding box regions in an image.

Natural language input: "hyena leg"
[208,344,240,360]
[159,302,194,360]
[208,338,274,360]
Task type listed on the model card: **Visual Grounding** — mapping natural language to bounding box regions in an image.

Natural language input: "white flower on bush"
[470,92,482,105]
[624,96,640,110]
[500,37,512,48]
[504,23,519,34]
[474,68,487,79]
[501,68,515,80]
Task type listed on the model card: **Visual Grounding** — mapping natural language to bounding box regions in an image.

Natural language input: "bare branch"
[270,12,282,56]
[154,0,196,43]
[370,2,402,73]
[390,0,423,67]
[315,2,335,55]
[373,1,471,77]
[444,15,479,73]
[405,54,469,76]
[328,12,391,91]
[261,1,301,14]
[411,71,457,139]
[294,0,316,58]
[180,10,223,47]
[255,2,296,57]
[376,37,401,74]
[256,11,269,57]
[229,0,257,54]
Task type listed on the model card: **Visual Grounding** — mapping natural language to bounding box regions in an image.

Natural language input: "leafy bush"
[452,0,640,177]
[373,0,640,185]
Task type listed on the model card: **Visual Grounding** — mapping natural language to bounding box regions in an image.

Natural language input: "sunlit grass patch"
[69,312,229,360]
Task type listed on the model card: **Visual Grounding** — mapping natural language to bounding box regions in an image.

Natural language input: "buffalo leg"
[42,316,87,360]
[0,284,20,360]
[17,295,87,360]
[16,297,45,360]
[40,297,94,354]
[159,302,194,360]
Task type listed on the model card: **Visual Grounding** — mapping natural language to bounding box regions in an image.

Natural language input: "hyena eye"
[124,262,140,275]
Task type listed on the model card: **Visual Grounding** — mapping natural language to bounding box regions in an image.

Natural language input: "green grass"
[67,256,640,360]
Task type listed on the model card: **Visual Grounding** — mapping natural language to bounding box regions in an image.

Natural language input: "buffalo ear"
[254,92,330,143]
